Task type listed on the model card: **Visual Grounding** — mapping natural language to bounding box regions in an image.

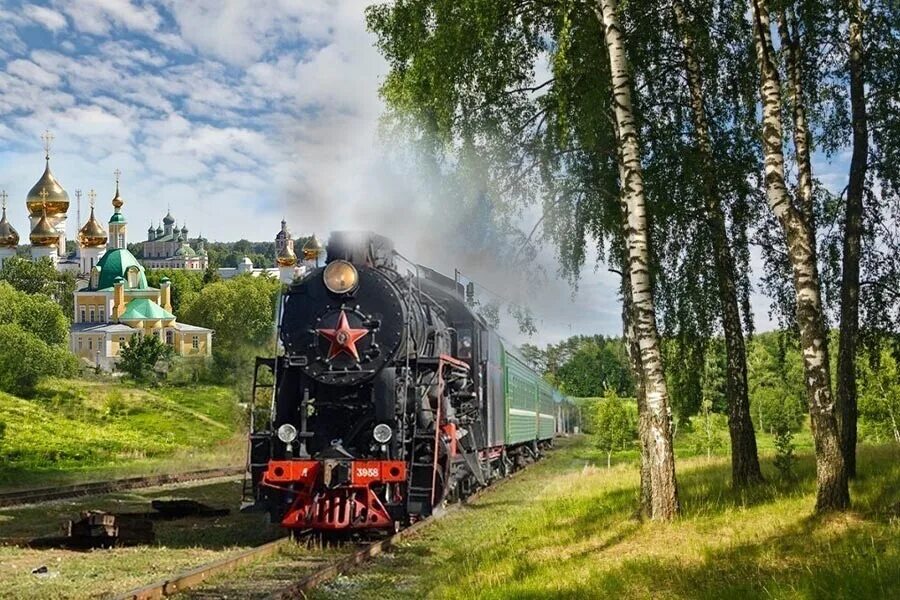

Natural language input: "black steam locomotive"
[243,232,575,532]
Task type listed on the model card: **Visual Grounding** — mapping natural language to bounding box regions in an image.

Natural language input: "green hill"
[0,379,244,490]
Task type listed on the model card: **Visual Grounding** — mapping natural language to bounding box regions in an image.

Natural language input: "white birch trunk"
[750,0,849,511]
[597,0,679,520]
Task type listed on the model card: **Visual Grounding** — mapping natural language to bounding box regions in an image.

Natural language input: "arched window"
[90,266,101,289]
[126,266,140,288]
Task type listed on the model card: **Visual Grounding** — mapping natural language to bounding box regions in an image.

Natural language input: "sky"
[0,0,852,347]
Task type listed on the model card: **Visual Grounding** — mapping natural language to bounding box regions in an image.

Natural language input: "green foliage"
[144,268,205,314]
[768,398,799,482]
[857,345,900,444]
[685,400,728,459]
[747,332,806,433]
[118,334,175,382]
[0,282,69,345]
[593,392,636,467]
[0,256,76,319]
[180,274,280,378]
[526,335,634,398]
[203,239,281,270]
[166,356,215,386]
[0,323,76,396]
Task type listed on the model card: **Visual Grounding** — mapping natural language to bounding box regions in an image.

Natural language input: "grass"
[0,378,245,491]
[0,479,284,599]
[310,437,899,599]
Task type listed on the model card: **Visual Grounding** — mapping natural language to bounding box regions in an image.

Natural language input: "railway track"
[114,459,535,600]
[0,467,243,508]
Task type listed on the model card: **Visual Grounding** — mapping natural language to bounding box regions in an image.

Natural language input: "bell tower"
[108,169,127,249]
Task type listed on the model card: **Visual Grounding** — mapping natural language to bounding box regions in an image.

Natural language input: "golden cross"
[39,187,49,203]
[114,168,121,184]
[41,130,54,159]
[88,188,97,208]
[0,190,7,209]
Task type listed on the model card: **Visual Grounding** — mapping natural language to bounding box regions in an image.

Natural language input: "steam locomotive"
[243,232,576,532]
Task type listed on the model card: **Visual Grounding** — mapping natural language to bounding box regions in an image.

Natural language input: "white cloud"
[54,0,162,36]
[0,0,634,344]
[6,57,61,86]
[22,4,68,32]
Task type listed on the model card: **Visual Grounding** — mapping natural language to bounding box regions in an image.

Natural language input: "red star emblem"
[316,311,369,360]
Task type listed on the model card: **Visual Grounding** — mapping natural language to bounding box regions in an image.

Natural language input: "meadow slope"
[0,379,244,490]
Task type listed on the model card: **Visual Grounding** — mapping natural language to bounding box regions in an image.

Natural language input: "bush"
[167,356,216,386]
[771,411,797,481]
[593,391,637,468]
[0,323,77,396]
[0,282,69,345]
[119,334,175,382]
[685,411,728,459]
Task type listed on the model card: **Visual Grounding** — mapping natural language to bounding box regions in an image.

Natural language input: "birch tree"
[672,0,763,487]
[836,0,867,478]
[597,0,679,519]
[749,0,850,511]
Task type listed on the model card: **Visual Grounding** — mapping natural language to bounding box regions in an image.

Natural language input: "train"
[243,231,576,533]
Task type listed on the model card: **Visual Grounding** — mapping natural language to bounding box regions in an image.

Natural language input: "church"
[70,178,214,369]
[0,132,324,370]
[142,210,209,271]
[0,131,214,370]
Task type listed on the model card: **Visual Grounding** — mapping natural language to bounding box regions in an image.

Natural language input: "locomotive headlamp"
[277,423,298,443]
[323,260,358,294]
[373,423,393,444]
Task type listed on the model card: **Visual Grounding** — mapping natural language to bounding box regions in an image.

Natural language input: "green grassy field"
[311,436,899,600]
[0,379,244,491]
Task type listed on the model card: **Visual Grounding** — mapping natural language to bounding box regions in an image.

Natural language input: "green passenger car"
[502,345,560,445]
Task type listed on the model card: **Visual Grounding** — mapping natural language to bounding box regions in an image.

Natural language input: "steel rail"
[116,537,291,600]
[271,456,536,599]
[112,448,544,600]
[0,467,243,508]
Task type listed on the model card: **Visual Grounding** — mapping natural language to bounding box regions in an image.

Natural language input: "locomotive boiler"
[243,232,575,533]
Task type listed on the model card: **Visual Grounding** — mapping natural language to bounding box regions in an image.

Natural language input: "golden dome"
[111,183,124,210]
[26,161,69,216]
[277,241,297,267]
[78,206,108,248]
[0,203,19,248]
[302,234,324,261]
[30,206,59,247]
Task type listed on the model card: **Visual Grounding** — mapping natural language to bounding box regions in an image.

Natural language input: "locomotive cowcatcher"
[242,232,574,533]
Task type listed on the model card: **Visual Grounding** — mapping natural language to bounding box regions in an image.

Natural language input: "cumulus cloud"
[0,0,668,344]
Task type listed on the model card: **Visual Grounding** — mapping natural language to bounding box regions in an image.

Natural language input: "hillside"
[0,379,244,490]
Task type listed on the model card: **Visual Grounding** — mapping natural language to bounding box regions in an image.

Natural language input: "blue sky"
[0,1,853,346]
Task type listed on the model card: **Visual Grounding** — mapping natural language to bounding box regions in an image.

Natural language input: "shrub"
[593,391,636,468]
[0,323,77,397]
[770,409,797,481]
[118,334,175,382]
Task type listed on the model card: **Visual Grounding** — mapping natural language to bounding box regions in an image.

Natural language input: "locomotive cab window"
[456,328,473,360]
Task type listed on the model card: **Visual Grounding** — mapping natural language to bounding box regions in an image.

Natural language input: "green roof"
[119,298,175,321]
[90,248,148,290]
[175,244,197,258]
[109,213,127,224]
